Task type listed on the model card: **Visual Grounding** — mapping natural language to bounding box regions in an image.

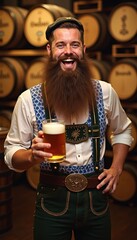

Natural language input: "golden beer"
[42,120,66,163]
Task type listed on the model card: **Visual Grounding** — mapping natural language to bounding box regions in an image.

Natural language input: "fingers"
[32,132,50,150]
[31,131,53,163]
[97,169,119,194]
[110,183,117,194]
[31,147,52,161]
[38,130,44,138]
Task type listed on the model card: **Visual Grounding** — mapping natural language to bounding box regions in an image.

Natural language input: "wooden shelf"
[0,49,47,57]
[73,0,103,14]
[112,44,137,58]
[0,101,16,108]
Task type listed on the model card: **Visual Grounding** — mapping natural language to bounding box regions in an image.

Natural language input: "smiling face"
[45,26,95,121]
[46,28,86,71]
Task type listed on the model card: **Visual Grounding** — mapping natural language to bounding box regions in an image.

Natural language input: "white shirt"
[4,80,132,172]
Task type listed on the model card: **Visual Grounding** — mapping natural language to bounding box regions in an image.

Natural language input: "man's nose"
[64,44,72,54]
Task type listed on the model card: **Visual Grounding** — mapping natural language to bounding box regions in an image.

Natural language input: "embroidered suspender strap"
[41,82,100,173]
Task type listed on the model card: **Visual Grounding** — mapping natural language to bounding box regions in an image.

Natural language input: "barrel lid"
[112,168,136,201]
[24,6,56,47]
[78,14,100,48]
[0,59,16,98]
[25,59,46,88]
[109,3,137,42]
[108,61,137,100]
[0,9,14,47]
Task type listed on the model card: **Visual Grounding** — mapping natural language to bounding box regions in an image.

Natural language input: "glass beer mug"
[42,118,66,163]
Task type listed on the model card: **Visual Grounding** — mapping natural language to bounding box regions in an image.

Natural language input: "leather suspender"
[90,104,100,172]
[41,83,100,173]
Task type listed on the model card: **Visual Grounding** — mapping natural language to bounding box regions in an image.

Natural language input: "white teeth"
[63,59,73,62]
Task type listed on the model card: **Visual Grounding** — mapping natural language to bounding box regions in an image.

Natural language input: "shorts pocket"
[89,189,109,216]
[36,185,70,217]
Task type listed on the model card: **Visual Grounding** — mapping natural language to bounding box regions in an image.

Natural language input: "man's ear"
[46,43,51,56]
[83,44,86,53]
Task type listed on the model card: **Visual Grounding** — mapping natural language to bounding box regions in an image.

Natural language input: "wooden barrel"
[26,164,40,189]
[24,4,74,47]
[111,162,137,203]
[0,127,8,152]
[0,57,27,100]
[106,113,137,153]
[0,127,13,234]
[0,110,12,129]
[108,58,137,101]
[77,13,111,51]
[25,57,48,89]
[108,2,137,43]
[47,4,74,18]
[0,6,28,49]
[89,59,112,81]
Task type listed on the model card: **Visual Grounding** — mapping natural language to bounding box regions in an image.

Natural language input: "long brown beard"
[44,55,96,121]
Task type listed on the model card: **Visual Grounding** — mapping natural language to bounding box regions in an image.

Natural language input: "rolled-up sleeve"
[4,90,36,172]
[105,82,133,147]
[111,124,132,146]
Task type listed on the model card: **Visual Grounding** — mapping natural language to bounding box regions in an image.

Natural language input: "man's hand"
[97,167,122,194]
[31,130,53,164]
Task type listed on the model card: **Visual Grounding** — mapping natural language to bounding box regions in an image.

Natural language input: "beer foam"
[43,122,65,134]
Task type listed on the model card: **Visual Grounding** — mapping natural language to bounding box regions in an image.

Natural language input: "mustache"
[49,54,81,64]
[59,55,79,61]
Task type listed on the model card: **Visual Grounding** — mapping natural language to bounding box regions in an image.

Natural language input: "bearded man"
[4,17,132,240]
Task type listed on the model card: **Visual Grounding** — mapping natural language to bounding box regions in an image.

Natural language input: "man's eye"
[72,43,80,48]
[56,44,64,49]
